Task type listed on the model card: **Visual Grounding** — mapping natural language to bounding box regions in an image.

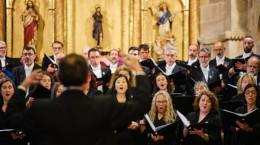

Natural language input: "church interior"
[1,0,260,61]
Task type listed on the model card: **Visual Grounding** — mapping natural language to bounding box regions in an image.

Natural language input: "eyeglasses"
[23,53,34,56]
[245,90,257,95]
[53,47,62,50]
[156,100,167,104]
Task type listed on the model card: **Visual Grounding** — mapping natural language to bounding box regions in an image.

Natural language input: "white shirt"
[242,52,252,59]
[0,56,6,67]
[166,63,176,75]
[187,57,198,66]
[24,63,34,77]
[91,64,103,92]
[200,65,209,82]
[109,63,118,73]
[216,56,225,66]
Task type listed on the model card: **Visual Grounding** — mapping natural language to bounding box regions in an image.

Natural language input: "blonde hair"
[149,90,176,123]
[237,73,256,94]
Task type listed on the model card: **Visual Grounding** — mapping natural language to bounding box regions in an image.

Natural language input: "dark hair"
[88,48,100,57]
[193,90,219,112]
[111,75,131,100]
[199,48,211,57]
[128,46,139,53]
[0,78,16,107]
[41,71,55,89]
[23,46,36,54]
[153,73,171,93]
[58,53,88,86]
[52,41,64,48]
[243,83,260,107]
[139,44,150,52]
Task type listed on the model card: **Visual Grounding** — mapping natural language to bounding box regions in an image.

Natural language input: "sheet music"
[45,54,57,65]
[0,129,15,132]
[176,110,190,127]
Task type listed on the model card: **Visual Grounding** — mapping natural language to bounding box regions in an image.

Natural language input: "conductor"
[13,53,150,145]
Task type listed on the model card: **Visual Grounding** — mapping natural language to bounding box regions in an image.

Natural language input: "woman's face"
[156,75,168,91]
[1,81,14,102]
[115,77,128,94]
[155,94,167,114]
[40,74,51,90]
[56,85,64,97]
[241,77,252,92]
[199,95,212,113]
[244,87,257,106]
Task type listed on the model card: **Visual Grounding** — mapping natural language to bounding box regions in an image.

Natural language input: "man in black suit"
[190,48,221,93]
[228,36,260,77]
[20,53,150,145]
[209,41,231,68]
[13,46,41,86]
[0,41,21,74]
[186,44,199,66]
[42,41,64,73]
[157,44,187,93]
[88,48,111,94]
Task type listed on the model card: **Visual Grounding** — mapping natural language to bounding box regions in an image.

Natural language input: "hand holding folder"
[144,114,175,134]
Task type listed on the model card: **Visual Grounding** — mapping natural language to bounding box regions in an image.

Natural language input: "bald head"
[213,41,225,58]
[247,56,260,75]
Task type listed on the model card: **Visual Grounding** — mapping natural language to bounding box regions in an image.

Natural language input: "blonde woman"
[142,90,178,145]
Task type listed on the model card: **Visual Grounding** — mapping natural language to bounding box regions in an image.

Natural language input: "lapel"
[20,65,26,81]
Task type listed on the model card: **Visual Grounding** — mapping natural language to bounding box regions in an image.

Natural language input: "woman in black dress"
[182,90,222,145]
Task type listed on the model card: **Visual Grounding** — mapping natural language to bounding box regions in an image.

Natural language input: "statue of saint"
[150,2,173,37]
[22,0,39,48]
[92,6,103,47]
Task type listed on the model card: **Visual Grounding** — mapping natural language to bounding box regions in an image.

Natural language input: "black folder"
[231,58,246,72]
[215,64,228,74]
[221,108,260,126]
[144,114,176,134]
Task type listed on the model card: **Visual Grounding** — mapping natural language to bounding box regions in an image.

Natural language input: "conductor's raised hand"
[21,69,43,90]
[121,53,143,73]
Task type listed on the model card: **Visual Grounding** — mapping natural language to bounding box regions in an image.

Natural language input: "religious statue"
[22,0,39,48]
[150,2,173,37]
[92,5,103,47]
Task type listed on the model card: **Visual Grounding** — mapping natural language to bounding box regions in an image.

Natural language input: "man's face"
[164,50,176,65]
[188,45,198,59]
[243,37,254,53]
[89,51,101,67]
[128,50,139,59]
[22,49,36,66]
[199,51,210,68]
[52,43,63,55]
[139,49,149,60]
[213,43,225,58]
[247,58,259,75]
[0,42,7,57]
[109,50,119,63]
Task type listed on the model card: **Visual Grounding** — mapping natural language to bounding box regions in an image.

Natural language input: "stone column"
[133,0,141,46]
[55,0,64,43]
[183,3,190,60]
[121,0,130,52]
[6,1,13,56]
[189,0,200,45]
[66,0,75,53]
[0,0,6,41]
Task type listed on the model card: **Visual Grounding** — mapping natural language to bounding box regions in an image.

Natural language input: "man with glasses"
[42,41,64,73]
[0,41,21,73]
[190,48,221,93]
[13,46,41,86]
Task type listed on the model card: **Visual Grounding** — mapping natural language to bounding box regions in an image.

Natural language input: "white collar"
[200,64,209,71]
[188,57,198,65]
[243,52,252,59]
[91,64,101,70]
[0,56,5,60]
[24,63,34,70]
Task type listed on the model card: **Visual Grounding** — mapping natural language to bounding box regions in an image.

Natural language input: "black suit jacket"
[89,65,111,94]
[209,57,231,68]
[12,63,41,86]
[190,61,221,91]
[19,75,150,145]
[0,56,21,72]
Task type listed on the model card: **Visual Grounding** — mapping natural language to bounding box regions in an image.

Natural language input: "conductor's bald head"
[58,53,88,87]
